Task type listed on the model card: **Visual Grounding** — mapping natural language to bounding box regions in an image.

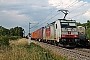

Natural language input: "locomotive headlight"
[88,40,90,42]
[88,40,89,41]
[61,35,66,37]
[75,39,77,42]
[74,35,78,37]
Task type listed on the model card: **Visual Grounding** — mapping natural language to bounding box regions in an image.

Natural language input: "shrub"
[0,36,9,46]
[9,36,22,40]
[0,36,22,46]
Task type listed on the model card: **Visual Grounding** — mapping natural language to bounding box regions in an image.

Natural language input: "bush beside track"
[0,38,67,60]
[0,36,22,46]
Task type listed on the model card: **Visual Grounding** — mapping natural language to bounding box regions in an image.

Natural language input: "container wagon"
[38,27,44,41]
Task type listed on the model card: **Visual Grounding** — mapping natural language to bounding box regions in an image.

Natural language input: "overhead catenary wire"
[50,0,64,13]
[30,11,55,29]
[33,12,60,28]
[68,10,89,19]
[70,2,87,12]
[30,0,79,29]
[65,0,78,9]
[67,2,89,19]
[64,0,89,20]
[30,0,87,30]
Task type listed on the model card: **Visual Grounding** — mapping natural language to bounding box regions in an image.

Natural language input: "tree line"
[0,26,24,37]
[77,20,90,39]
[0,26,25,46]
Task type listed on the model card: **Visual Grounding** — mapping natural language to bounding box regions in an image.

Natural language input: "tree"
[9,26,24,37]
[10,28,15,36]
[0,26,9,36]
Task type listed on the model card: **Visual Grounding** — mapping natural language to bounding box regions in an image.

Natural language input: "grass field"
[0,38,68,60]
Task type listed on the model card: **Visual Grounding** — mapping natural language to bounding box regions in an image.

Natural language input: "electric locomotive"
[77,26,88,46]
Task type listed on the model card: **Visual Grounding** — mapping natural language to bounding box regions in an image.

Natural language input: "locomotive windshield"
[78,26,85,33]
[61,22,76,28]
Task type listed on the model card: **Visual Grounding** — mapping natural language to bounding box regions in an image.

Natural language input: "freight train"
[31,19,88,47]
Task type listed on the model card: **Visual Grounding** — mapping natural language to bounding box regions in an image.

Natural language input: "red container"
[34,30,38,39]
[31,32,34,38]
[38,27,44,39]
[46,27,50,37]
[31,31,35,39]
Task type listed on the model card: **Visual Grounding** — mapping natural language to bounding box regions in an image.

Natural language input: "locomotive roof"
[58,19,75,21]
[58,19,76,22]
[44,19,76,28]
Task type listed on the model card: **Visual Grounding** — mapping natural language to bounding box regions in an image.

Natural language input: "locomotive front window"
[69,23,76,28]
[61,23,68,28]
[61,22,76,28]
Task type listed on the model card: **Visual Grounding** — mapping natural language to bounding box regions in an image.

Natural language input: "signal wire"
[30,0,79,29]
[50,0,64,12]
[30,0,77,29]
[32,12,60,28]
[30,0,85,30]
[65,0,78,9]
[70,2,87,12]
[68,10,89,19]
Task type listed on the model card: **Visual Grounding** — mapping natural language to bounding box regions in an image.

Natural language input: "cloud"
[0,0,90,35]
[48,0,78,9]
[48,0,89,10]
[0,10,32,28]
[83,8,90,18]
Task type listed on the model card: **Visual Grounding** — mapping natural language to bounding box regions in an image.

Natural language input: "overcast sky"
[0,0,90,35]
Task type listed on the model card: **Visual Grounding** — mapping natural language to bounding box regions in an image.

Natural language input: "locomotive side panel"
[55,20,61,42]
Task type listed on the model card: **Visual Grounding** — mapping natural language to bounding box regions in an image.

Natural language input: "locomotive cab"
[55,19,78,47]
[77,26,88,46]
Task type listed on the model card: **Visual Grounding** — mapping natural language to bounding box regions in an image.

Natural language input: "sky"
[0,0,90,35]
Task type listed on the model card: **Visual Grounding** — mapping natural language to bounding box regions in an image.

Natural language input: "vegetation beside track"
[0,38,68,60]
[0,36,22,47]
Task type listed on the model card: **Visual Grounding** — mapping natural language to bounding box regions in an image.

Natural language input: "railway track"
[31,40,90,60]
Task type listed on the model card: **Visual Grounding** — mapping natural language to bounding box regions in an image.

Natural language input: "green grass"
[0,43,68,60]
[0,36,22,47]
[25,43,63,60]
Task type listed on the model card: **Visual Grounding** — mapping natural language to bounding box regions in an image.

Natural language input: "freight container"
[46,26,50,37]
[31,31,36,39]
[33,30,38,39]
[31,32,34,39]
[50,23,55,40]
[46,22,55,40]
[38,27,44,39]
